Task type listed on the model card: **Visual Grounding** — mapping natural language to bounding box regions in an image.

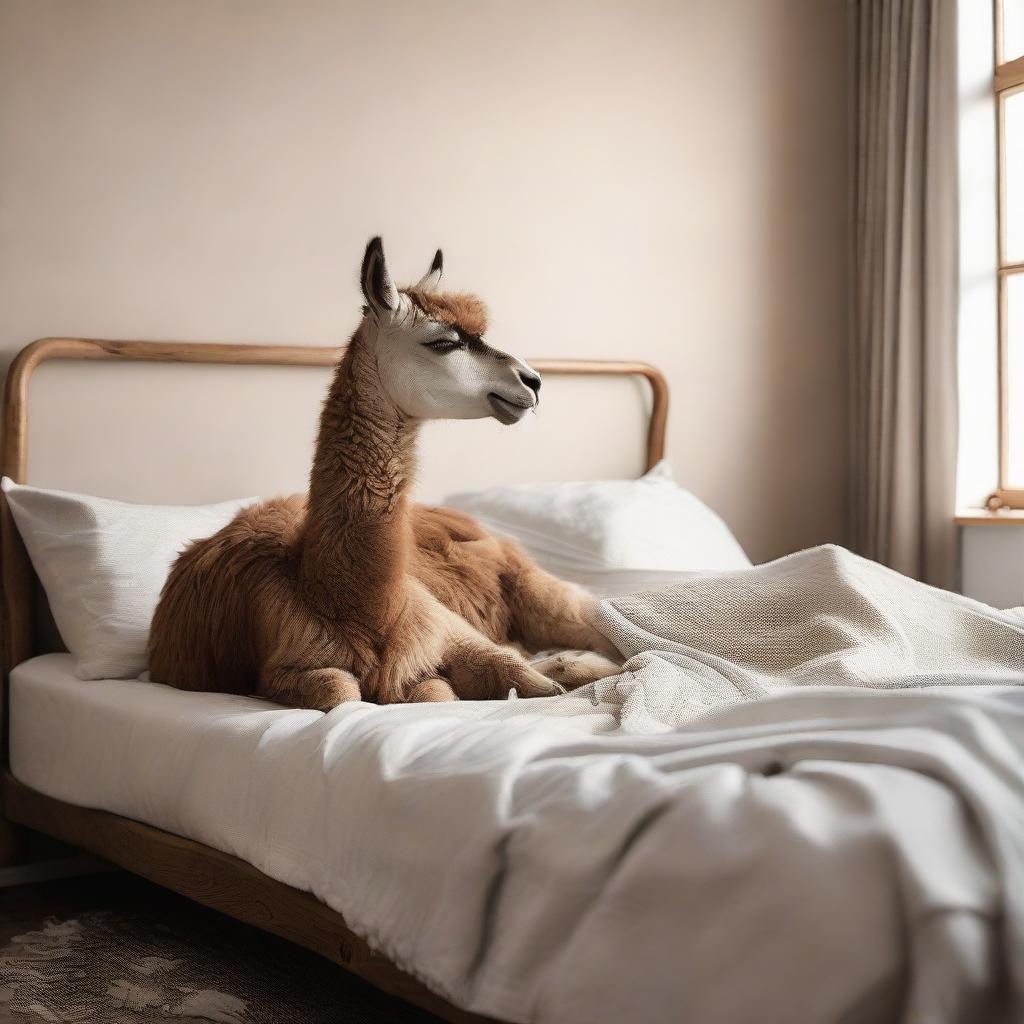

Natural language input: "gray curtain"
[850,0,959,590]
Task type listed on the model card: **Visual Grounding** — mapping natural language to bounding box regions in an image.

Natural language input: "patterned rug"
[0,874,435,1024]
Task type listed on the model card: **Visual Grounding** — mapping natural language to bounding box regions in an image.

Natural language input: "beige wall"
[0,0,849,563]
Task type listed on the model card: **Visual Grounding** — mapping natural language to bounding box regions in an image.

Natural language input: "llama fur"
[149,239,620,708]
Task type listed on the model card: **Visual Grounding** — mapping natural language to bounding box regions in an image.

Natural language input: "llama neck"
[300,326,418,619]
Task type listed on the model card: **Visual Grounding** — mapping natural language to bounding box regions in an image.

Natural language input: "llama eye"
[423,338,465,354]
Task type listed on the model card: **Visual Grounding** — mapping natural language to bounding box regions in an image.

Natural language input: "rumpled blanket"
[595,542,1024,726]
[325,547,1024,1022]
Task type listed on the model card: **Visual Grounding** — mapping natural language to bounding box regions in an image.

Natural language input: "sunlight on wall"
[957,0,1000,509]
[0,0,851,562]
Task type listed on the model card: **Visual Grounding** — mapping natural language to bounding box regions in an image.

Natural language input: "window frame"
[993,1,1024,508]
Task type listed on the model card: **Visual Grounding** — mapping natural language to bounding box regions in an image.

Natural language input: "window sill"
[956,509,1024,526]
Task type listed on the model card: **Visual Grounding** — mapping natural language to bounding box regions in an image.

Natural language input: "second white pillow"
[442,461,751,593]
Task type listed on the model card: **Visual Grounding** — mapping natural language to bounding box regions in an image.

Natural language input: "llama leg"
[398,582,561,701]
[260,666,361,711]
[408,677,458,702]
[503,554,621,660]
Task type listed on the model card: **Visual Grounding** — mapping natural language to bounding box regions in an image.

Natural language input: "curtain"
[850,0,959,590]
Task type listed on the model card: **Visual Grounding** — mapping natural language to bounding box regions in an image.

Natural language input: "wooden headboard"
[0,336,669,764]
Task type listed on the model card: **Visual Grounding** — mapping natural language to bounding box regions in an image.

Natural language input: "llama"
[149,238,621,708]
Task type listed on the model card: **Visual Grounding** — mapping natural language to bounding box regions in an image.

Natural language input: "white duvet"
[11,546,1024,1024]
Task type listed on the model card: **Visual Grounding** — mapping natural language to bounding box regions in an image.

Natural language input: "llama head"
[358,237,541,424]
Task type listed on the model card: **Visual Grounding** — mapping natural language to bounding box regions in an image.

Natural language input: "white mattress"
[11,650,1024,1024]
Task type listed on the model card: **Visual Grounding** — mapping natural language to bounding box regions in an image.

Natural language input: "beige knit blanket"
[596,544,1024,725]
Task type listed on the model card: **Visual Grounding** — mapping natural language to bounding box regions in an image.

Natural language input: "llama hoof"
[264,667,362,711]
[299,668,362,710]
[408,677,458,702]
[505,662,565,699]
[531,651,622,689]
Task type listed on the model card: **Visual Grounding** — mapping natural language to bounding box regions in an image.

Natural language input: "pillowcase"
[442,461,750,595]
[2,479,255,679]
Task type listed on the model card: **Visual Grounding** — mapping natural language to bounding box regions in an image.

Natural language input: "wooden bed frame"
[0,337,669,1023]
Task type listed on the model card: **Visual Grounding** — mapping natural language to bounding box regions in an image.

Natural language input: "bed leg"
[0,818,26,867]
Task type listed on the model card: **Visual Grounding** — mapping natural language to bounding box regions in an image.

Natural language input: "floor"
[0,871,438,1024]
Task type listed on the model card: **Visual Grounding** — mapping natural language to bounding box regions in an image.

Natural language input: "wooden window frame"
[992,1,1024,508]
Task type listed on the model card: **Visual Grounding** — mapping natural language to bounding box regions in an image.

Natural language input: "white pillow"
[1,479,255,679]
[443,461,750,595]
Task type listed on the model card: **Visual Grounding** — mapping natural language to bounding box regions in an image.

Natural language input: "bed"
[3,339,1024,1024]
[0,336,671,1023]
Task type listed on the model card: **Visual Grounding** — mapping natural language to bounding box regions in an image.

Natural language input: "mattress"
[10,650,1024,1024]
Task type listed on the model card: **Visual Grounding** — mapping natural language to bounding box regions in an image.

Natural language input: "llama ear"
[360,236,399,313]
[414,249,443,292]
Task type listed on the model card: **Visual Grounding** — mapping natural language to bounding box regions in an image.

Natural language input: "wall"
[962,524,1024,608]
[0,0,850,563]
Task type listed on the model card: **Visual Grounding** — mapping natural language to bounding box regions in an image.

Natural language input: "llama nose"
[517,367,542,398]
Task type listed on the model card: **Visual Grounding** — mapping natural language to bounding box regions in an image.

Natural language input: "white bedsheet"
[11,632,1024,1022]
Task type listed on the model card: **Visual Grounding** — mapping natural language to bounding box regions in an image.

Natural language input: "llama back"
[148,495,307,695]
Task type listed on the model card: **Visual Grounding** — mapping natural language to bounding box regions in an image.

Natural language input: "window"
[995,0,1024,506]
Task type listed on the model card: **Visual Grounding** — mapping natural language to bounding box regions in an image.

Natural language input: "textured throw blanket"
[595,543,1024,726]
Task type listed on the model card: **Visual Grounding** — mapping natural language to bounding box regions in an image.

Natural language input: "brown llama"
[148,238,621,708]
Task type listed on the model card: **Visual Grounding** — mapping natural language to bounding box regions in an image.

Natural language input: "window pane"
[1005,88,1024,263]
[1004,0,1024,62]
[1007,272,1024,486]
